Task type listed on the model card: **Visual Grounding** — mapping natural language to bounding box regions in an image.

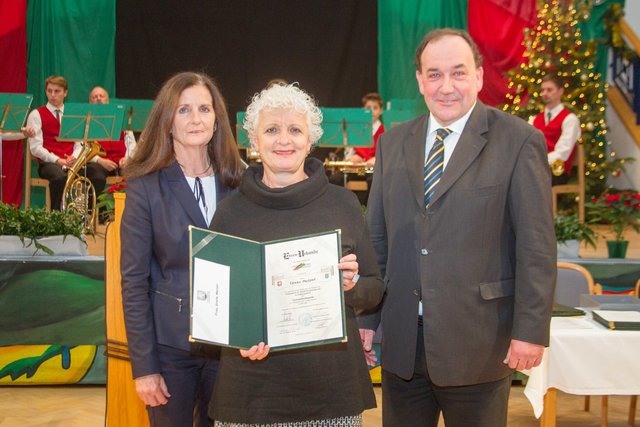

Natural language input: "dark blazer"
[363,102,556,386]
[121,161,234,378]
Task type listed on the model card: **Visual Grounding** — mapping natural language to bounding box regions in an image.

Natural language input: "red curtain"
[0,0,27,206]
[468,0,538,107]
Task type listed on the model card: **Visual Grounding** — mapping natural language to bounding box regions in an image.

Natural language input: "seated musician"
[529,75,580,186]
[83,86,137,195]
[27,75,78,210]
[346,92,385,167]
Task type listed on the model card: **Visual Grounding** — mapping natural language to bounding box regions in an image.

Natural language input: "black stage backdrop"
[116,0,377,122]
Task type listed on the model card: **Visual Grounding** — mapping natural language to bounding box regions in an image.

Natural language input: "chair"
[24,145,51,211]
[552,143,585,222]
[555,261,602,307]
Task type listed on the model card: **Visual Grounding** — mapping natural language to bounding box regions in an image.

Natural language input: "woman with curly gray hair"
[208,83,384,427]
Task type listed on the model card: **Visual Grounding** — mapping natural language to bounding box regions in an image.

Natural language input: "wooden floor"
[0,225,636,426]
[0,384,637,426]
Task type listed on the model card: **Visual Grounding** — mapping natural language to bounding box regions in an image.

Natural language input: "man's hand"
[21,126,36,138]
[97,157,118,171]
[359,328,377,366]
[64,155,76,168]
[134,373,171,407]
[503,339,544,370]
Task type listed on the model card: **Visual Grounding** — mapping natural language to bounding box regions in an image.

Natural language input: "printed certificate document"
[189,227,346,350]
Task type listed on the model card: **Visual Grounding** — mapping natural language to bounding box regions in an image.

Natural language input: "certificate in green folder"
[189,227,346,350]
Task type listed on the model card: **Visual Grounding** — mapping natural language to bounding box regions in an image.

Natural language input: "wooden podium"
[105,192,149,426]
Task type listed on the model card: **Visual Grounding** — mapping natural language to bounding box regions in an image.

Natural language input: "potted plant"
[586,190,640,258]
[96,178,126,223]
[554,214,597,258]
[0,203,86,255]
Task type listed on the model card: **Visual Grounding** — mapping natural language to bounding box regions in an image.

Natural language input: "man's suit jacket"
[364,102,556,386]
[121,161,234,378]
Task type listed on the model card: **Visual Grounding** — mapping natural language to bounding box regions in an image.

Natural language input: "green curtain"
[24,0,116,208]
[377,0,468,103]
[580,0,625,81]
[26,0,116,106]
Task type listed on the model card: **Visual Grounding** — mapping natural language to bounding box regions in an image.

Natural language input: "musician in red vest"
[27,75,77,210]
[531,75,580,186]
[346,92,385,167]
[84,86,137,195]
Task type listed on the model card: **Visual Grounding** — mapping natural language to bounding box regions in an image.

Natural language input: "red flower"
[605,194,621,204]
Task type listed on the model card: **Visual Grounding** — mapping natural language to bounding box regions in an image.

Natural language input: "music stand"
[58,103,125,229]
[318,108,373,187]
[0,93,33,201]
[384,109,421,128]
[318,108,372,148]
[386,98,428,113]
[58,103,125,142]
[111,98,154,132]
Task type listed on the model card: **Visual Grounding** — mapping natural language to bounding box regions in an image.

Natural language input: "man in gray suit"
[360,28,556,427]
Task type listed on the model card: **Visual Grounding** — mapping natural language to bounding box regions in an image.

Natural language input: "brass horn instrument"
[550,159,565,176]
[61,140,106,233]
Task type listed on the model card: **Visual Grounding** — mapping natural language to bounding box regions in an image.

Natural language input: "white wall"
[604,2,640,191]
[623,1,640,35]
[606,103,640,190]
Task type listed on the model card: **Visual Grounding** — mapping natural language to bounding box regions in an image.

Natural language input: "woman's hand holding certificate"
[338,253,359,292]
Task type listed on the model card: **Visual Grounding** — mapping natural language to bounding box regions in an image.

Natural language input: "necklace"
[178,160,212,177]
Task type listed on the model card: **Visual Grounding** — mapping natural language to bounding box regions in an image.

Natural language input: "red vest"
[355,123,385,160]
[38,105,74,161]
[533,108,576,174]
[98,131,127,163]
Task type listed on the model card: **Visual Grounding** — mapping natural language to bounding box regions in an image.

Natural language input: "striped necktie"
[424,127,452,207]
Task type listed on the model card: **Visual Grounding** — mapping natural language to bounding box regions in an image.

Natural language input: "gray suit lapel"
[428,103,489,207]
[402,115,429,210]
[164,161,208,228]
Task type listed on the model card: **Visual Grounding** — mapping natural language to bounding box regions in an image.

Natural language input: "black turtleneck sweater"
[208,158,383,424]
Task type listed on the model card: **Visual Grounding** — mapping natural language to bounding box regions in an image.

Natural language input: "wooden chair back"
[555,261,602,307]
[24,145,51,211]
[552,144,585,222]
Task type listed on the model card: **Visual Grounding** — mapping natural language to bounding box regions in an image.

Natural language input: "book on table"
[592,309,640,330]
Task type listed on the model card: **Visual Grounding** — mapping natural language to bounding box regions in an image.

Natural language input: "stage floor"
[0,384,638,426]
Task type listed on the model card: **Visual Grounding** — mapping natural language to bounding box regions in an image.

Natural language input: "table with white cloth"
[521,314,640,426]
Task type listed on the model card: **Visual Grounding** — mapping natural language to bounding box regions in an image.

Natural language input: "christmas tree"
[502,0,629,198]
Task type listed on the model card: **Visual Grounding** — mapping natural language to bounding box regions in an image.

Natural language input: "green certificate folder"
[551,303,585,317]
[592,310,640,330]
[189,227,346,350]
